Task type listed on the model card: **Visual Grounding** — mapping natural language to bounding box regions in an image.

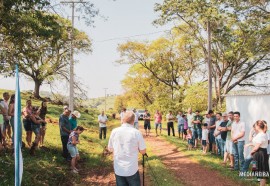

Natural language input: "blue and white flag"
[14,65,23,186]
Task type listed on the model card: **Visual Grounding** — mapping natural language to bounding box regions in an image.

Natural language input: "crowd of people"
[117,107,269,185]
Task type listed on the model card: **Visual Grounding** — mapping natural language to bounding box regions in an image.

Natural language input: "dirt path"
[143,133,242,186]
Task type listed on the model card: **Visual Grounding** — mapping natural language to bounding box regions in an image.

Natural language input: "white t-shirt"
[120,111,126,124]
[252,132,268,149]
[204,117,210,126]
[108,123,146,176]
[0,100,10,120]
[231,121,245,141]
[98,114,108,128]
[166,114,174,122]
[202,128,209,140]
[214,120,222,139]
[134,111,139,123]
[187,113,194,128]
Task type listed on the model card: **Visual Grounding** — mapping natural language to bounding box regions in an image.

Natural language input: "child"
[187,128,193,150]
[67,126,85,173]
[183,115,188,140]
[202,123,209,154]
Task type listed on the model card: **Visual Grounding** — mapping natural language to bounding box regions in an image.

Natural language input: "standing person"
[222,111,234,169]
[8,94,15,144]
[208,110,216,153]
[143,110,151,136]
[59,109,72,160]
[166,111,175,136]
[154,110,162,136]
[69,111,81,130]
[231,111,245,171]
[120,108,126,124]
[176,112,185,139]
[202,123,209,154]
[108,111,146,185]
[250,120,269,186]
[217,113,229,158]
[29,106,46,155]
[38,101,48,147]
[67,126,85,174]
[214,113,223,155]
[98,111,108,140]
[192,110,203,148]
[22,100,33,147]
[243,123,257,172]
[183,115,188,140]
[133,108,139,129]
[187,108,194,130]
[1,92,11,140]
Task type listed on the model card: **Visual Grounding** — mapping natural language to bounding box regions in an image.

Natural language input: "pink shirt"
[154,113,162,123]
[184,119,188,129]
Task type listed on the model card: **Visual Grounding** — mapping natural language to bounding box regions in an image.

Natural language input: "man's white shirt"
[108,123,146,176]
[98,114,108,128]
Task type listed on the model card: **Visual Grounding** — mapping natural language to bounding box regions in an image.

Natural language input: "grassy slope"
[87,96,116,111]
[0,89,119,185]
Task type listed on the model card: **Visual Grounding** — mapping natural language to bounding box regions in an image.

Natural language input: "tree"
[118,30,203,102]
[0,12,91,98]
[154,0,270,108]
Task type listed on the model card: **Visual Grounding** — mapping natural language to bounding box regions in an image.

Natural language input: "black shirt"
[219,120,228,141]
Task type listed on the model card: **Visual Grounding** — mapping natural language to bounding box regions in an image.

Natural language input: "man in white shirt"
[133,108,139,129]
[231,111,245,171]
[98,111,108,139]
[214,113,222,155]
[166,111,175,136]
[108,111,146,185]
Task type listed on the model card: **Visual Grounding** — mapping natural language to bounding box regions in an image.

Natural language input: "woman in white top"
[250,120,269,186]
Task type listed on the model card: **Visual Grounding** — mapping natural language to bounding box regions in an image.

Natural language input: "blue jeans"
[243,157,253,172]
[217,138,225,157]
[232,141,245,171]
[115,171,140,186]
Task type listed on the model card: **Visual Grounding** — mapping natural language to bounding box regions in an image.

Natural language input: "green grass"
[143,142,183,186]
[162,135,262,186]
[0,89,120,185]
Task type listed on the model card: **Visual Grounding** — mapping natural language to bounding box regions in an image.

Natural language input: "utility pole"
[104,88,108,112]
[207,20,212,111]
[60,0,87,111]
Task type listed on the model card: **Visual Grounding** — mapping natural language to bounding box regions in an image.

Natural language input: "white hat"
[72,110,81,118]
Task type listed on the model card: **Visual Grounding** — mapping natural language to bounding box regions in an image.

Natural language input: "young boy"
[67,126,85,173]
[202,123,209,154]
[187,128,193,150]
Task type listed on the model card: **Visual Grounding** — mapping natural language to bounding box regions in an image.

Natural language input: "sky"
[0,0,172,98]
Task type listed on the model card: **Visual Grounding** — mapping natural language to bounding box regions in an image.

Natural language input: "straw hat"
[72,110,81,118]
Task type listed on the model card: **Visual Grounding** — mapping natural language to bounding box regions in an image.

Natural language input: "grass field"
[0,89,120,185]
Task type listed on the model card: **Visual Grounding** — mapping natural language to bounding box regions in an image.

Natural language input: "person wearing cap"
[108,111,146,185]
[217,113,229,157]
[69,111,81,130]
[67,126,85,174]
[98,111,108,139]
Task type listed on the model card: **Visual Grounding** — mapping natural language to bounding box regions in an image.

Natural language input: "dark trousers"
[61,136,70,159]
[99,127,107,139]
[167,122,175,136]
[115,171,140,186]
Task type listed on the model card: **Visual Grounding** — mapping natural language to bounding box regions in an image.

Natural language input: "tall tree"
[154,0,270,108]
[118,30,203,102]
[0,12,91,98]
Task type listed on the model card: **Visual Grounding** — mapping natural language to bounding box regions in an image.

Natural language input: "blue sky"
[0,0,172,98]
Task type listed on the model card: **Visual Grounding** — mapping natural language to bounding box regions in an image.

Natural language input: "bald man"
[108,111,147,186]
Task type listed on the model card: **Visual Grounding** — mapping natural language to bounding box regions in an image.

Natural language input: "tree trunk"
[33,80,42,99]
